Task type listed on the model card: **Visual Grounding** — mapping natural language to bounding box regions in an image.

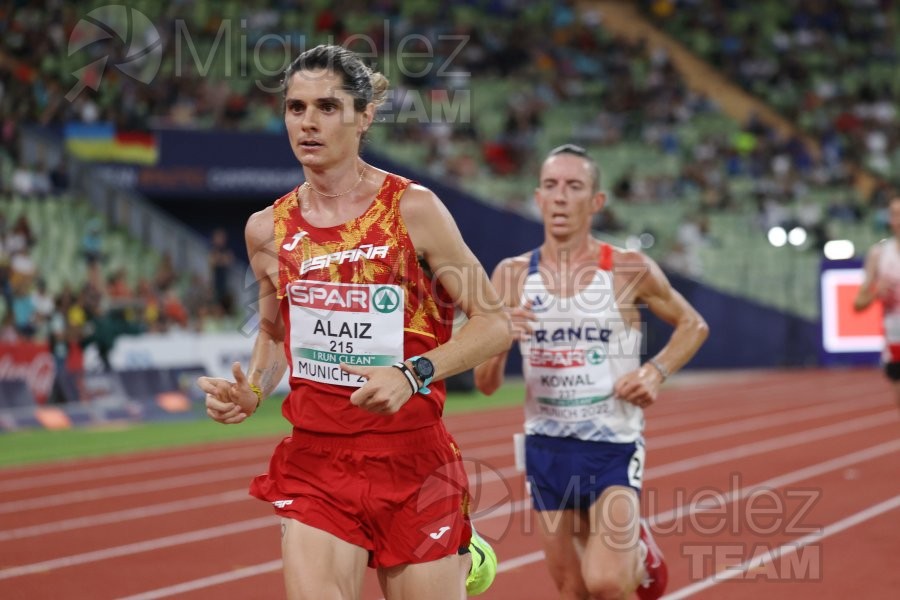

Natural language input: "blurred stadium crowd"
[1,0,898,371]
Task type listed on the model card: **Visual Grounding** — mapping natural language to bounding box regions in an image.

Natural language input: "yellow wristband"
[248,383,263,413]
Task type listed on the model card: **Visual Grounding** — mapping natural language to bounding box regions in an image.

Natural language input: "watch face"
[413,357,435,380]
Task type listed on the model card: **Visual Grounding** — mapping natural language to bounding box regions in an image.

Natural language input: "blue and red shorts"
[250,422,472,568]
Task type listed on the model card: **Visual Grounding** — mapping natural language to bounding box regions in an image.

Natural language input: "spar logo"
[287,282,370,313]
[530,348,586,368]
[586,346,606,365]
[373,286,401,313]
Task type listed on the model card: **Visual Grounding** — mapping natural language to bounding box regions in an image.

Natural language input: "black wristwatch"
[408,355,434,395]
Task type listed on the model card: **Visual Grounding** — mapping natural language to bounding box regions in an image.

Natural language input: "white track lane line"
[0,463,263,515]
[4,408,895,553]
[0,444,273,493]
[115,561,284,600]
[0,490,250,541]
[646,411,893,479]
[94,437,900,598]
[0,376,874,497]
[0,517,275,580]
[662,493,900,599]
[464,396,887,461]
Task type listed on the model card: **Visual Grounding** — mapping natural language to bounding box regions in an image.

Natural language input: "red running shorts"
[250,422,473,568]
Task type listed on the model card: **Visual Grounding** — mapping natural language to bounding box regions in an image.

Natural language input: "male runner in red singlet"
[475,145,708,600]
[855,195,900,411]
[198,45,506,599]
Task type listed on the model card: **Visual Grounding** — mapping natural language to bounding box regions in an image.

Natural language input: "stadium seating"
[3,0,892,322]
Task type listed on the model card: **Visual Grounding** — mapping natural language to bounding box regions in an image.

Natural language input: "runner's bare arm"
[474,256,533,395]
[198,208,287,423]
[614,253,708,407]
[244,209,288,401]
[854,244,881,312]
[402,186,512,380]
[341,186,511,414]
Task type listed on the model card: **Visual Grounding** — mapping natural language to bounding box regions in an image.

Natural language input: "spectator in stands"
[208,228,235,314]
[10,279,36,338]
[182,272,212,321]
[135,278,161,331]
[49,156,69,193]
[8,243,36,292]
[0,224,10,313]
[81,218,103,264]
[827,195,863,224]
[161,284,189,329]
[592,205,626,233]
[0,312,18,343]
[106,269,132,301]
[153,252,177,292]
[6,215,33,255]
[31,278,54,336]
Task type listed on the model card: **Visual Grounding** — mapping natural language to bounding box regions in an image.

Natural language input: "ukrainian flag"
[64,123,158,165]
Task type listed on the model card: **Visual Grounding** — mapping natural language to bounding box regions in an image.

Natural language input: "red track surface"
[2,368,899,599]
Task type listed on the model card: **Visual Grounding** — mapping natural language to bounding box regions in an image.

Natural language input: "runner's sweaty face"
[535,154,604,240]
[284,68,373,169]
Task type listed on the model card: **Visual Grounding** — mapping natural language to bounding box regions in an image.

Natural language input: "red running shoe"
[637,519,668,600]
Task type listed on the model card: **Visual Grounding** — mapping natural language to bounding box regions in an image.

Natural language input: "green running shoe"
[465,526,497,596]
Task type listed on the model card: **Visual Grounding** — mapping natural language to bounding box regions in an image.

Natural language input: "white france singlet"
[519,245,644,443]
[877,238,900,362]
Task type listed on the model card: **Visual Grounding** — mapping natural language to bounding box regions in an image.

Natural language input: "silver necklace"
[303,165,367,198]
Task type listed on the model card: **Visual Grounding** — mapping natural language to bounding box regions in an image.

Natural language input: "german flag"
[64,123,158,165]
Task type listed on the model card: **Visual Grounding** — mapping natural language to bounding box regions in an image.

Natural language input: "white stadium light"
[767,226,787,247]
[625,235,642,250]
[788,226,807,247]
[823,239,855,260]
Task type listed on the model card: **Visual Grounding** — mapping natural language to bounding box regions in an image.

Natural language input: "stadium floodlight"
[823,239,855,260]
[625,235,642,250]
[788,226,807,247]
[767,226,787,247]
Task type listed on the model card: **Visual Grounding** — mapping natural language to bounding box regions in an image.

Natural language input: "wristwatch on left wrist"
[408,355,434,396]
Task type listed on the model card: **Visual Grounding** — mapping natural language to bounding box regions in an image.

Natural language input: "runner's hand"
[614,365,664,409]
[340,363,413,415]
[198,362,257,424]
[507,301,536,343]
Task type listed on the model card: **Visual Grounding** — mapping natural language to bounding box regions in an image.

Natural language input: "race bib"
[287,281,404,387]
[529,347,613,422]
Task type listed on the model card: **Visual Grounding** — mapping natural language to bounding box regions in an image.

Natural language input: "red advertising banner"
[0,342,55,404]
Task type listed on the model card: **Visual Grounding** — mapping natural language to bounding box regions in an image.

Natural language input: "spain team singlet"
[272,173,454,434]
[519,245,644,443]
[878,238,900,362]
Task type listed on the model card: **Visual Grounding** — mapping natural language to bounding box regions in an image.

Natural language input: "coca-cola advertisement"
[0,342,55,404]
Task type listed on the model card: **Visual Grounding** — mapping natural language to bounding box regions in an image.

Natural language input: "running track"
[1,368,898,599]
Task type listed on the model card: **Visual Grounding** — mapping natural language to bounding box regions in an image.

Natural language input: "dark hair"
[282,44,388,113]
[546,143,601,193]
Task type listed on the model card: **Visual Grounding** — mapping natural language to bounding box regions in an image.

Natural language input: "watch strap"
[408,355,433,395]
[392,362,418,395]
